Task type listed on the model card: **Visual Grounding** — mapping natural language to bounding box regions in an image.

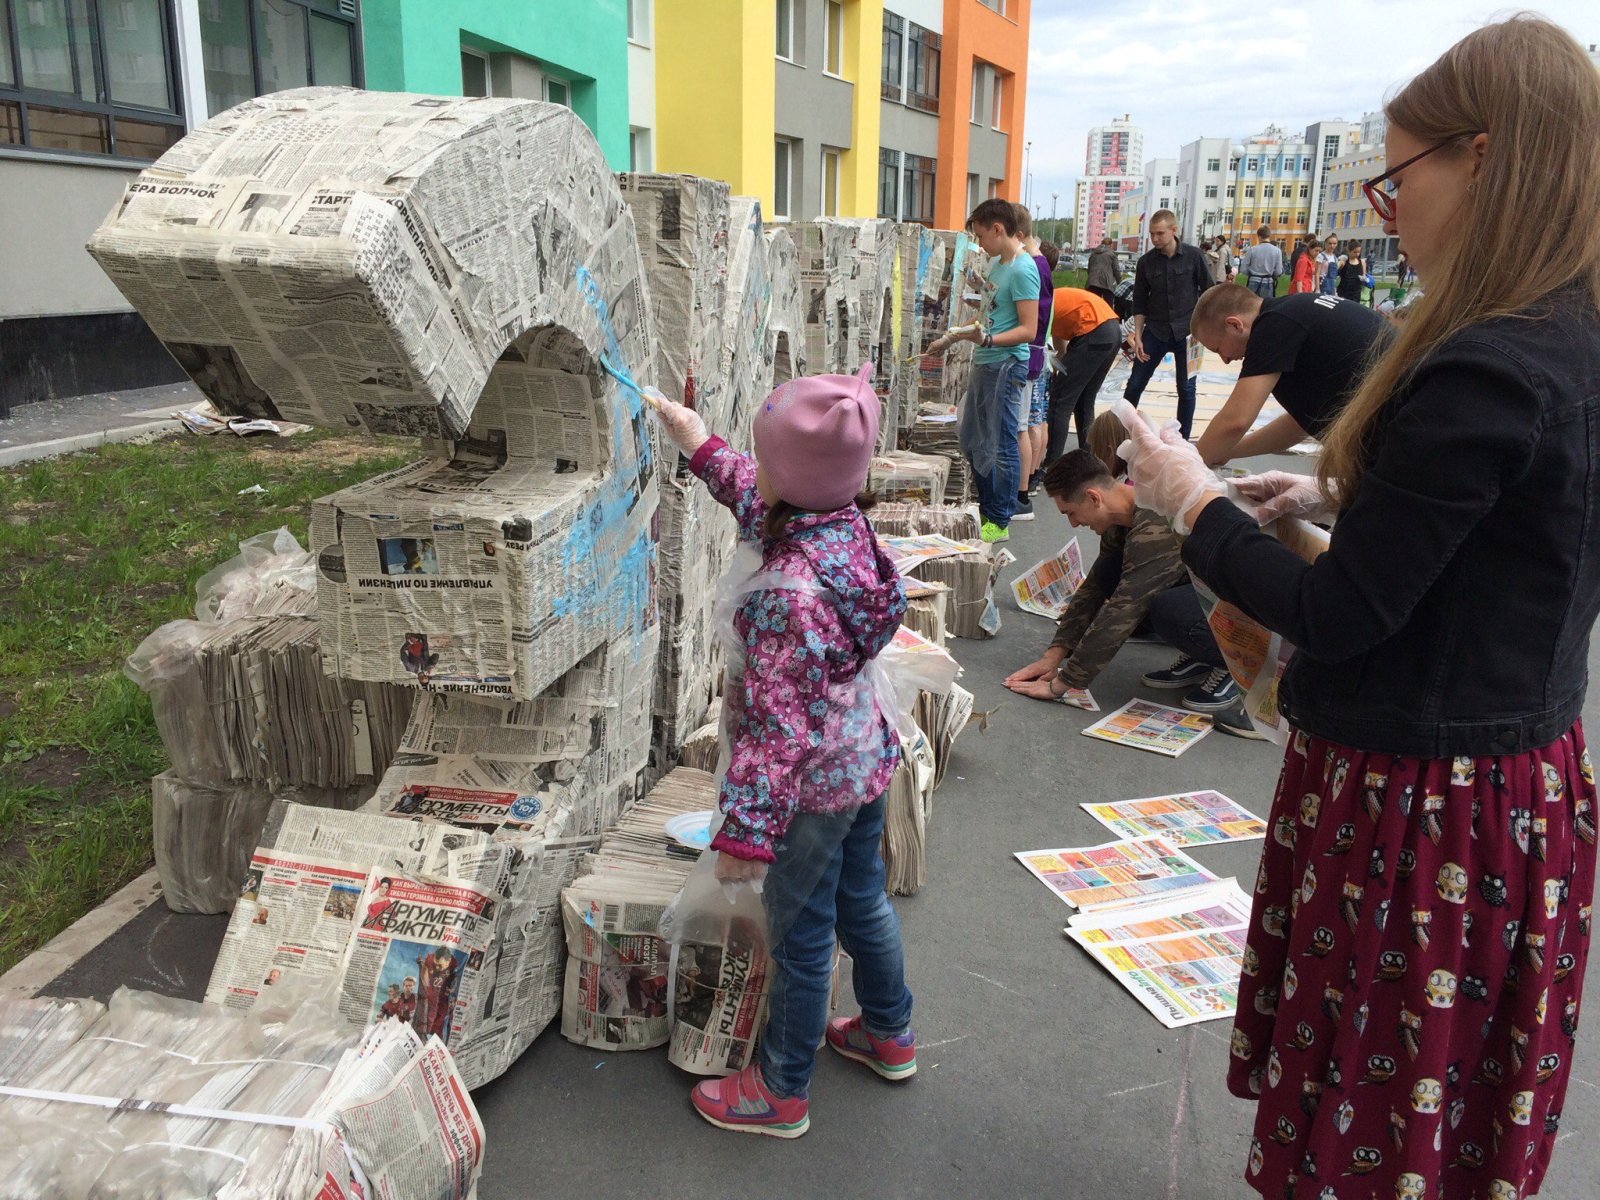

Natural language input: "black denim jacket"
[1185,292,1600,757]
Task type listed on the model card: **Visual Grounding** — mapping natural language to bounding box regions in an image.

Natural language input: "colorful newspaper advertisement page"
[1080,790,1267,848]
[1012,835,1218,912]
[1066,880,1253,944]
[880,534,985,575]
[1010,539,1085,619]
[1080,698,1214,758]
[1070,926,1246,1029]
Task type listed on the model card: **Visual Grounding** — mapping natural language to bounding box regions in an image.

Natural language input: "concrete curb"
[0,416,183,468]
[0,868,164,999]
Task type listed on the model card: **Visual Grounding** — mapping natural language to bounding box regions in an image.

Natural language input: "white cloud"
[1019,1,1597,229]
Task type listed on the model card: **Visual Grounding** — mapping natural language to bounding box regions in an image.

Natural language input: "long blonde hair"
[1318,15,1600,502]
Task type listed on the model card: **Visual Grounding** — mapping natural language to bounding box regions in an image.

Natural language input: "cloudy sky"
[1021,2,1598,224]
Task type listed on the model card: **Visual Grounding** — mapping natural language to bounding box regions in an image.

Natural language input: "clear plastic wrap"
[194,528,317,623]
[152,772,373,914]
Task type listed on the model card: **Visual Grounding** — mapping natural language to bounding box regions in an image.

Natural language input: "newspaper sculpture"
[0,990,483,1199]
[764,225,806,386]
[867,451,952,505]
[88,89,661,704]
[888,223,942,447]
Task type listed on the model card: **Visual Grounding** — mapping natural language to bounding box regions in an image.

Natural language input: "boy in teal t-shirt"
[929,199,1040,541]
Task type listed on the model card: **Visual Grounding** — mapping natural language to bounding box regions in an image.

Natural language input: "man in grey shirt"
[1239,225,1284,299]
[1086,237,1122,306]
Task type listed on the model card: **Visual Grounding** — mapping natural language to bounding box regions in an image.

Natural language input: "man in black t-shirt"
[1189,284,1389,465]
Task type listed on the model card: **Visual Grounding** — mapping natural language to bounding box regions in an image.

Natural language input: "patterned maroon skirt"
[1230,726,1597,1200]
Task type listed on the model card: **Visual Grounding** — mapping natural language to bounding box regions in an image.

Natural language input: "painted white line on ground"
[1105,1078,1174,1099]
[0,868,163,998]
[918,1035,971,1051]
[953,966,1024,996]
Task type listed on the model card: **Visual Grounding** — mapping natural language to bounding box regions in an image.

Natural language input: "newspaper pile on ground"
[902,580,951,645]
[126,530,411,913]
[868,501,981,541]
[0,989,483,1199]
[559,769,711,1054]
[903,543,1011,639]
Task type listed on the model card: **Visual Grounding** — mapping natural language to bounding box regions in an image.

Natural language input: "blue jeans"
[965,358,1026,526]
[1122,326,1198,439]
[759,794,913,1097]
[1245,275,1276,300]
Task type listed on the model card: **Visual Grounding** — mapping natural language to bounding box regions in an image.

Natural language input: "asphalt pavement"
[26,445,1600,1200]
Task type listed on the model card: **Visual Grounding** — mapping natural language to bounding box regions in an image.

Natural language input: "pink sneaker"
[690,1063,810,1139]
[826,1016,917,1080]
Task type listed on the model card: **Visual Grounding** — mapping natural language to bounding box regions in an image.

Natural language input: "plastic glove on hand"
[714,852,767,899]
[652,392,710,457]
[1232,470,1334,525]
[1111,400,1224,534]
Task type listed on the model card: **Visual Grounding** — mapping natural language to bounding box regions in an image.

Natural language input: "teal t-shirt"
[973,252,1042,365]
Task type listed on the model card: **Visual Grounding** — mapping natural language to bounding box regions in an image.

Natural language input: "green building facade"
[359,0,633,168]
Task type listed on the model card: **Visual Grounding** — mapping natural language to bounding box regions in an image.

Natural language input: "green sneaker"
[980,520,1009,544]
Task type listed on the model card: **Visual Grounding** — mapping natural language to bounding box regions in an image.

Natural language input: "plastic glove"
[651,392,709,457]
[1233,470,1336,525]
[1112,399,1225,535]
[713,852,767,899]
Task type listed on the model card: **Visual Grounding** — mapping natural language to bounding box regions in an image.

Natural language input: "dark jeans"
[1146,584,1224,669]
[1087,285,1118,308]
[1044,319,1122,466]
[759,794,913,1098]
[1123,326,1198,439]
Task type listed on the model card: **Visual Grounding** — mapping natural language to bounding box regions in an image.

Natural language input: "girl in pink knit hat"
[653,365,917,1138]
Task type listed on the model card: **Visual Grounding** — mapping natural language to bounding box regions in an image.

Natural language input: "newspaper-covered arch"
[765,227,805,387]
[86,86,655,449]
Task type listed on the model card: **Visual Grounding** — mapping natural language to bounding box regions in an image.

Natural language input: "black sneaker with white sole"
[1210,700,1268,740]
[1012,496,1035,521]
[1141,655,1212,690]
[1183,667,1242,712]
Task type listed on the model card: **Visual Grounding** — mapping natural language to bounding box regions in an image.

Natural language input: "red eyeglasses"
[1362,138,1475,222]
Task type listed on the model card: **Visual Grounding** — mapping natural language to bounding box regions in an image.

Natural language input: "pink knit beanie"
[752,363,880,512]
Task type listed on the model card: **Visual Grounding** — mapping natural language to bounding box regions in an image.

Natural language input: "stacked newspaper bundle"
[906,409,971,504]
[902,582,951,646]
[126,531,412,913]
[764,225,807,389]
[0,989,483,1200]
[675,715,721,775]
[719,196,778,453]
[907,546,1010,640]
[560,770,708,1052]
[789,220,853,374]
[867,452,951,505]
[887,223,944,450]
[868,500,981,541]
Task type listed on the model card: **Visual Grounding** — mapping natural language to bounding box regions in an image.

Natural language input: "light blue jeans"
[758,794,913,1097]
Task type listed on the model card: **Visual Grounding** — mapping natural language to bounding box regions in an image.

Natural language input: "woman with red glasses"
[1114,15,1600,1200]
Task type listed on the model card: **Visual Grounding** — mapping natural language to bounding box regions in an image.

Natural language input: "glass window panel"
[310,14,351,87]
[104,0,173,110]
[774,0,790,59]
[0,100,21,144]
[19,0,96,100]
[460,50,487,97]
[254,0,308,96]
[774,139,790,218]
[113,114,180,158]
[0,5,13,87]
[27,102,110,153]
[201,0,253,115]
[543,76,568,106]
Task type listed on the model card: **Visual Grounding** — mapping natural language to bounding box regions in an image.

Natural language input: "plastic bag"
[658,850,773,1076]
[194,527,316,623]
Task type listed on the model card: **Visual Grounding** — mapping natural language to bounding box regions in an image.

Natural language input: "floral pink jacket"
[689,437,906,863]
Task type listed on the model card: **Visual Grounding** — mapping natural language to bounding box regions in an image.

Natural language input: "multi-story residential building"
[1174,138,1237,245]
[1320,143,1397,264]
[1072,112,1142,248]
[2,0,367,414]
[1219,125,1318,250]
[1300,117,1360,235]
[1111,181,1144,253]
[656,1,1027,228]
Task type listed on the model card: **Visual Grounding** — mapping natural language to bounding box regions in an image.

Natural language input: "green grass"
[0,427,416,976]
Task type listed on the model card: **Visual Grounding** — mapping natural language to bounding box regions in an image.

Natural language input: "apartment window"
[1228,156,1239,171]
[1226,184,1235,198]
[905,24,938,113]
[1206,157,1220,171]
[626,0,650,43]
[902,152,935,224]
[821,146,841,216]
[1298,183,1309,199]
[199,0,359,120]
[979,0,1006,12]
[543,76,569,107]
[1204,185,1217,198]
[1244,184,1255,198]
[880,12,902,100]
[1280,184,1292,199]
[1161,174,1171,187]
[1323,134,1339,158]
[1297,210,1308,224]
[1278,211,1289,223]
[990,71,1002,130]
[823,0,843,76]
[1158,196,1169,209]
[629,126,652,172]
[1,0,186,159]
[775,0,794,61]
[966,171,979,213]
[1300,155,1311,171]
[1246,157,1258,172]
[774,137,793,220]
[988,179,1002,199]
[878,147,900,218]
[461,49,491,97]
[969,62,982,123]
